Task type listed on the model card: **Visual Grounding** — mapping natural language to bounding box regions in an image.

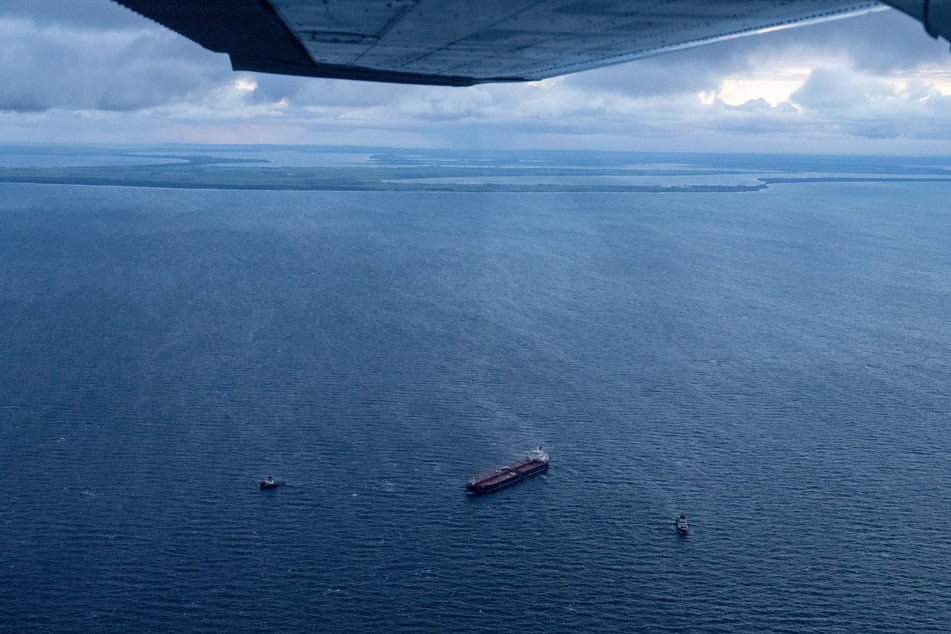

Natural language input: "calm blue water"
[2,150,951,632]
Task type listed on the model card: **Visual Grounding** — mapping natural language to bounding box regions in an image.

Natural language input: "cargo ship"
[466,447,549,495]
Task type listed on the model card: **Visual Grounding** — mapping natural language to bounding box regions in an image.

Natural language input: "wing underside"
[114,0,891,86]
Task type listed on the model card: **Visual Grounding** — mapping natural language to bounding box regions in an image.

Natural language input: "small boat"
[259,475,284,490]
[675,514,689,535]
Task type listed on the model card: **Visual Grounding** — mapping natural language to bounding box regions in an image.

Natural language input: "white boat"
[260,475,284,490]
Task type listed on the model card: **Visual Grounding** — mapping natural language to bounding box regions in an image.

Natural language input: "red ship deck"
[467,448,549,494]
[470,458,542,488]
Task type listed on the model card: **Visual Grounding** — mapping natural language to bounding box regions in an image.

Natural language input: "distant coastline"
[1,147,950,193]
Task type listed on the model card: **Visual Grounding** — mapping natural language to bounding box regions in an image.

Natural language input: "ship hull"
[466,460,548,496]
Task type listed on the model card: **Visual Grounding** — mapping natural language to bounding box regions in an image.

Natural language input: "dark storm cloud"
[790,68,892,110]
[2,0,145,30]
[4,1,944,113]
[567,9,950,98]
[2,1,950,150]
[0,0,231,113]
[758,8,950,73]
[246,74,404,108]
[566,30,765,98]
[788,67,951,140]
[724,98,774,112]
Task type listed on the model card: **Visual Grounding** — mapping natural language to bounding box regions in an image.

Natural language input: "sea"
[1,146,950,632]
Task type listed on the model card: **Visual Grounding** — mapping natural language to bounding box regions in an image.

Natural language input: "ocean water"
[1,148,951,632]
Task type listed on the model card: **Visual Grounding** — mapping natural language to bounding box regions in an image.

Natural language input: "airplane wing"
[113,0,951,86]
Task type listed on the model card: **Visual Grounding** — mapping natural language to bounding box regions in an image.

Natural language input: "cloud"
[2,0,145,30]
[786,67,951,141]
[791,68,894,110]
[565,45,753,98]
[725,98,776,112]
[1,1,950,152]
[557,9,951,100]
[762,9,951,73]
[0,1,234,113]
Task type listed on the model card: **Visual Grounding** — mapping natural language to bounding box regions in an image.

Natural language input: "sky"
[2,0,951,153]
